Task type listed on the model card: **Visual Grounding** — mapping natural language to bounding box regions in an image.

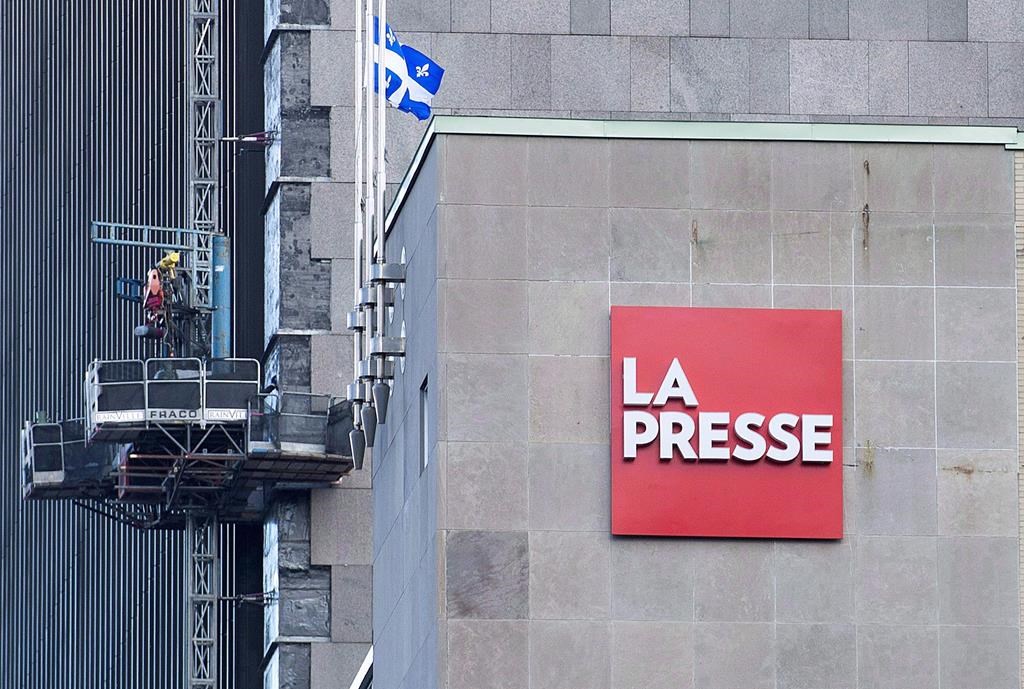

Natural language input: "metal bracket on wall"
[221,591,279,608]
[369,262,406,284]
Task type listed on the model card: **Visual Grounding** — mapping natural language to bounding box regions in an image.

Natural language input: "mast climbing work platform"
[21,358,354,527]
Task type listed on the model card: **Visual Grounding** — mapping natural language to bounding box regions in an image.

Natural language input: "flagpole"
[375,0,387,381]
[351,0,364,425]
[363,0,375,399]
[350,12,442,442]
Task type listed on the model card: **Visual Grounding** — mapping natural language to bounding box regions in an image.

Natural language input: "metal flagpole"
[349,0,404,450]
[375,0,387,385]
[349,0,365,458]
[363,0,377,426]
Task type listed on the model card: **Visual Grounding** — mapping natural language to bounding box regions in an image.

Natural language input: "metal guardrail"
[86,359,147,426]
[21,418,121,497]
[246,392,350,457]
[27,360,355,503]
[21,421,65,488]
[145,358,204,423]
[204,359,260,423]
[85,358,261,433]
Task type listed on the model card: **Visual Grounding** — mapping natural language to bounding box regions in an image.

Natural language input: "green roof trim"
[386,115,1023,228]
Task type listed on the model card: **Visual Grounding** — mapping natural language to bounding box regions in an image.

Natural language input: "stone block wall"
[370,145,443,689]
[306,0,1024,229]
[263,3,368,689]
[267,0,1024,687]
[411,132,1020,689]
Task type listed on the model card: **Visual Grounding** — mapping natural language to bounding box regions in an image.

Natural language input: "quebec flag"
[373,17,445,121]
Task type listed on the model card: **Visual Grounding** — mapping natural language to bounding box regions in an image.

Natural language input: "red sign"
[610,306,843,539]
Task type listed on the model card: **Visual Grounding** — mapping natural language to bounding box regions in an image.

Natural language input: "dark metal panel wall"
[227,0,266,362]
[0,2,259,687]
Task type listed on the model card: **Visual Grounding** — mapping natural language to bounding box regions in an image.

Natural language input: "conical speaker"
[361,406,378,448]
[349,429,366,470]
[372,383,391,425]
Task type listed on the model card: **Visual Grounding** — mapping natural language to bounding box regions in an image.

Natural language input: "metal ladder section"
[90,221,216,310]
[187,514,219,689]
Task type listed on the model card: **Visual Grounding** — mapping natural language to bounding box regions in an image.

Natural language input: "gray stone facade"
[265,1,1024,688]
[263,3,370,688]
[371,145,443,689]
[375,131,1020,689]
[307,0,1024,210]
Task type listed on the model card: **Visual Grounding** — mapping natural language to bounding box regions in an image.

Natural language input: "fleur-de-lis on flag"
[372,17,445,121]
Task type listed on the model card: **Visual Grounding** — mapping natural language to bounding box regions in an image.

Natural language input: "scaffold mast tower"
[17,3,358,689]
[188,2,221,687]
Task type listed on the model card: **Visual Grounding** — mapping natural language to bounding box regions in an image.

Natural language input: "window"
[419,376,429,473]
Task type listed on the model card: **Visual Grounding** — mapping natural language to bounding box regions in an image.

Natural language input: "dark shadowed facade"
[0,2,265,687]
[8,0,1024,688]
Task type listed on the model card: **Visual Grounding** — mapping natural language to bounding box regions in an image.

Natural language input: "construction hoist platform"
[20,359,356,684]
[22,357,354,512]
[17,4,360,689]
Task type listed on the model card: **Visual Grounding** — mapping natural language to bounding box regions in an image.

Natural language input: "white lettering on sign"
[93,410,145,424]
[622,357,833,464]
[148,409,200,420]
[206,409,248,422]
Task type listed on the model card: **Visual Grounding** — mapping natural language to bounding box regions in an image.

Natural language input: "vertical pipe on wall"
[352,0,364,418]
[363,0,375,398]
[212,234,232,358]
[374,0,387,352]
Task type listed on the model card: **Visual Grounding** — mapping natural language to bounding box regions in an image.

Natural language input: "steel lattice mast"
[189,0,219,309]
[187,1,221,688]
[187,514,219,689]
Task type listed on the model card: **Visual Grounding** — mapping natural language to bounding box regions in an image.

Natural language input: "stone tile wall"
[369,145,444,689]
[301,0,1024,292]
[262,5,367,689]
[267,1,1024,688]
[423,133,1019,689]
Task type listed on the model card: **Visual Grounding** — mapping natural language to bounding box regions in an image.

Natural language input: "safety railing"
[203,358,260,423]
[247,392,352,458]
[85,358,262,435]
[21,421,64,487]
[22,418,119,497]
[145,358,204,423]
[86,359,147,427]
[326,399,353,458]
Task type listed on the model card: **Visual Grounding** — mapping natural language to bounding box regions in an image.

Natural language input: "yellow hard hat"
[158,251,180,269]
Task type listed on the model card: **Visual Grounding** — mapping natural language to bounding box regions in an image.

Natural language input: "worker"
[138,267,167,340]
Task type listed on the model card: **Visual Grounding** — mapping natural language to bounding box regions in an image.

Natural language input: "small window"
[419,376,429,473]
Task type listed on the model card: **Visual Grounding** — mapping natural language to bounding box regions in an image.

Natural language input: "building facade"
[262,1,1024,687]
[377,121,1022,689]
[7,1,1024,688]
[265,1,1024,688]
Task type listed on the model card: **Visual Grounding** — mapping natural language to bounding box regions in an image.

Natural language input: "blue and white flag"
[373,18,444,121]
